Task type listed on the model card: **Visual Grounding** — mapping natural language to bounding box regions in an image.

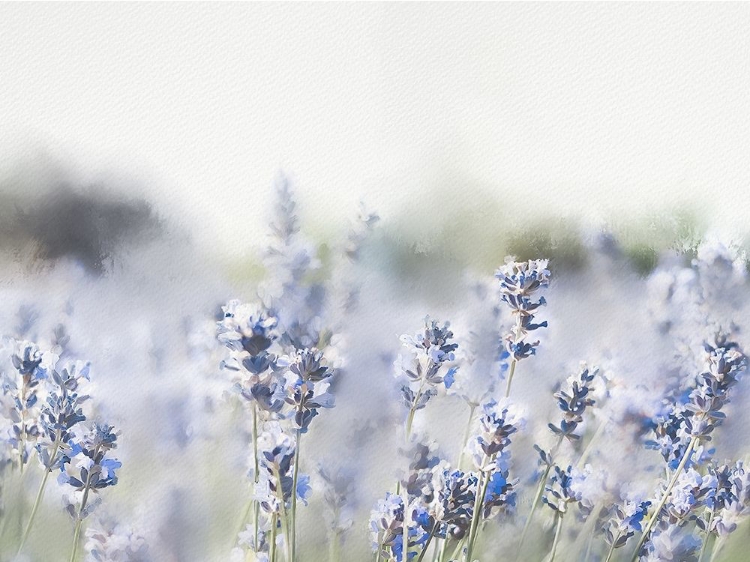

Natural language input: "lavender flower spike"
[495,258,550,397]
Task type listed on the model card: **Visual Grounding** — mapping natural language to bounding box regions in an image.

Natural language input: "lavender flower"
[603,499,652,550]
[542,465,593,519]
[36,361,89,471]
[58,423,122,521]
[495,258,550,363]
[284,347,334,433]
[396,320,458,433]
[84,518,150,562]
[429,468,477,540]
[369,493,429,562]
[548,366,598,443]
[1,340,49,469]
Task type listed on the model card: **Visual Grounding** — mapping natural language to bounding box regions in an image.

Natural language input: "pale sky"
[2,3,750,256]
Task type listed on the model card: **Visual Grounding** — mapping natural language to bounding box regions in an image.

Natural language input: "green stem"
[548,512,564,562]
[253,404,260,550]
[330,529,340,562]
[69,519,82,562]
[18,432,61,555]
[629,436,698,562]
[417,523,439,562]
[516,436,563,560]
[271,466,292,562]
[604,532,621,562]
[290,429,302,562]
[435,537,448,562]
[577,418,608,468]
[458,404,477,470]
[505,360,517,398]
[69,444,100,562]
[466,463,492,562]
[709,536,726,562]
[698,513,714,562]
[270,513,278,562]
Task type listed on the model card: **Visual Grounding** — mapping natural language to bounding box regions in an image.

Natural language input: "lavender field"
[0,172,749,562]
[4,4,750,561]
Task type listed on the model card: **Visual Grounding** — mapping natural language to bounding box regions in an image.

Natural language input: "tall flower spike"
[395,319,458,435]
[603,499,652,553]
[548,366,598,443]
[2,340,49,470]
[631,334,747,562]
[284,347,334,433]
[59,423,122,520]
[59,423,123,562]
[495,258,550,396]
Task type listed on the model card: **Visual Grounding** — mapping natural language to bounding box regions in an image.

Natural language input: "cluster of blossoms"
[219,178,371,562]
[84,518,150,561]
[371,314,525,562]
[395,319,458,432]
[602,499,652,554]
[495,258,550,366]
[516,365,599,559]
[219,299,336,561]
[0,335,133,560]
[0,340,49,470]
[616,333,750,562]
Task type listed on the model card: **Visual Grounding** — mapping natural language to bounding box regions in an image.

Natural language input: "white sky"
[2,3,750,255]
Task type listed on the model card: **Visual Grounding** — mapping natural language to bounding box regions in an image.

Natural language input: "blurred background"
[2,4,750,561]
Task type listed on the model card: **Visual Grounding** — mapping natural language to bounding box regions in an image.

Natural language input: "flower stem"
[629,436,698,562]
[69,519,82,562]
[516,436,563,561]
[709,536,726,562]
[505,360,517,398]
[270,513,278,562]
[17,432,61,556]
[604,532,621,562]
[548,512,564,562]
[466,462,492,562]
[69,444,100,562]
[458,404,477,471]
[577,418,608,468]
[417,523,439,562]
[253,404,260,551]
[698,513,714,562]
[290,429,302,562]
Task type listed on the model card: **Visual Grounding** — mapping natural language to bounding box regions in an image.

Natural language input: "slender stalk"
[505,360,517,398]
[271,466,292,562]
[435,537,448,562]
[516,436,564,560]
[709,536,726,562]
[330,530,340,562]
[69,445,99,562]
[253,404,260,551]
[697,513,714,562]
[17,431,62,555]
[466,465,492,562]
[69,519,83,562]
[290,429,302,562]
[402,370,428,560]
[577,418,609,468]
[458,404,477,470]
[270,513,278,562]
[604,532,621,562]
[417,523,440,562]
[548,512,564,562]
[629,436,698,562]
[19,382,27,476]
[449,537,464,561]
